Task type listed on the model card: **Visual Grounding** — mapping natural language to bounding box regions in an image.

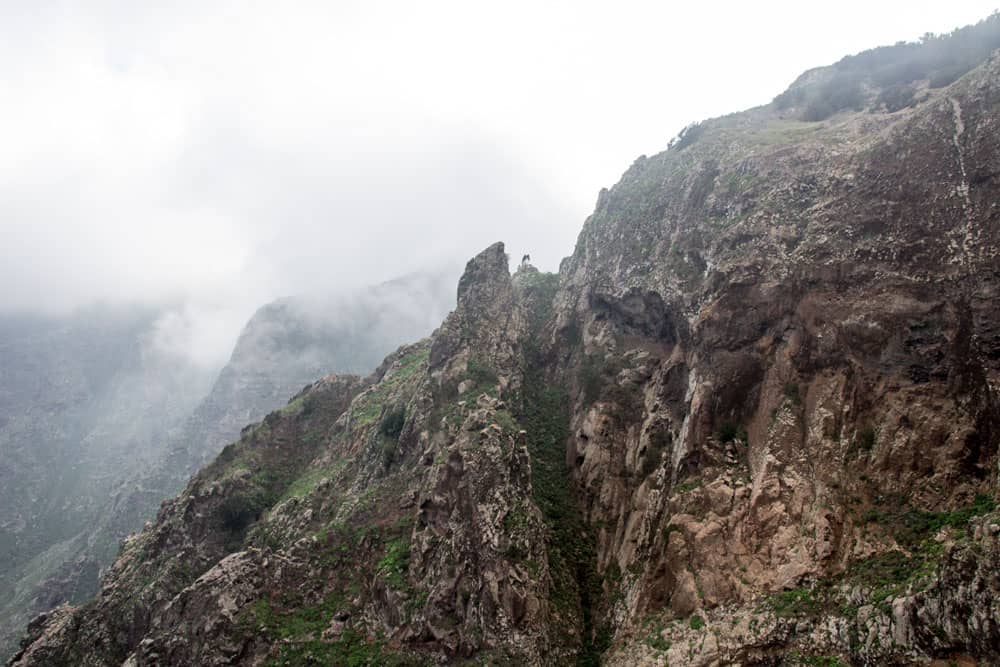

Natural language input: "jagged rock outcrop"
[430,242,523,390]
[10,25,1000,667]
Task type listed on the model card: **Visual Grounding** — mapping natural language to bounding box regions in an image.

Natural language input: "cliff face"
[10,43,1000,667]
[555,49,1000,665]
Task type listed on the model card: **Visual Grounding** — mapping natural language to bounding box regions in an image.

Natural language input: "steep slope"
[554,44,1000,667]
[0,307,217,663]
[154,270,458,482]
[10,27,1000,667]
[0,272,456,663]
[11,244,561,666]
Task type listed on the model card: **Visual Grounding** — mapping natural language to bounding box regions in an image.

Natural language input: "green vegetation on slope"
[516,271,610,665]
[774,11,1000,119]
[863,494,997,547]
[764,495,997,619]
[238,516,422,666]
[350,347,428,428]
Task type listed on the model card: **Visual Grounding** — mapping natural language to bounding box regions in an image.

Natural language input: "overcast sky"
[1,0,997,360]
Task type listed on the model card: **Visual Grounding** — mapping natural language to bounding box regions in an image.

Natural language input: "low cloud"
[147,302,257,369]
[1,0,995,367]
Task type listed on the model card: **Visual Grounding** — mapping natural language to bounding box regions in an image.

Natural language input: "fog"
[1,0,996,365]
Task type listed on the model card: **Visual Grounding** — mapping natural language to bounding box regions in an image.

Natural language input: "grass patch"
[278,461,346,503]
[864,494,996,547]
[350,348,428,428]
[240,593,344,642]
[265,629,420,666]
[746,120,829,146]
[673,479,699,494]
[767,586,822,618]
[843,495,996,606]
[377,537,411,591]
[494,409,519,433]
[281,394,307,415]
[466,358,498,389]
[843,550,932,607]
[644,629,670,652]
[747,495,999,626]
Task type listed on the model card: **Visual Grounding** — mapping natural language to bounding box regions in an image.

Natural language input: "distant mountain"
[164,270,459,479]
[0,270,457,662]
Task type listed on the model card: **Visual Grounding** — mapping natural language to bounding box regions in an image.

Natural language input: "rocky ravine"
[10,36,1000,667]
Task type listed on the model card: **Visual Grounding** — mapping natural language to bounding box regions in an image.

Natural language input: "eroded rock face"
[555,50,1000,666]
[9,44,1000,667]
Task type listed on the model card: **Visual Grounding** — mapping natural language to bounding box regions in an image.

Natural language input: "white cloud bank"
[0,0,996,361]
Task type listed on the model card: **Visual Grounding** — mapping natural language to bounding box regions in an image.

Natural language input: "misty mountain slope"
[105,270,460,540]
[8,245,558,667]
[159,270,459,479]
[0,271,456,663]
[0,308,205,565]
[10,25,1000,667]
[0,307,218,662]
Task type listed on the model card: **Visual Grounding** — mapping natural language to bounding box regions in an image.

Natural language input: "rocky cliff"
[10,24,1000,667]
